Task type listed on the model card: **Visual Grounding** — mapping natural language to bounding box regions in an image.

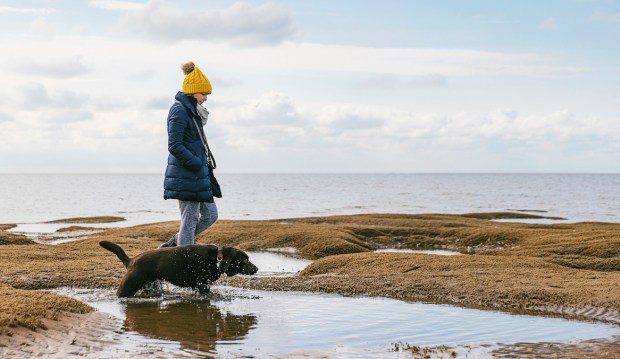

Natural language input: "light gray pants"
[176,200,218,246]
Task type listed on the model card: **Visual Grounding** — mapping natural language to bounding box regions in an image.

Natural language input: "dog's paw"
[196,284,211,296]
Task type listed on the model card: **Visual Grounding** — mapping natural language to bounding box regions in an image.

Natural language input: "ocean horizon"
[1,173,619,227]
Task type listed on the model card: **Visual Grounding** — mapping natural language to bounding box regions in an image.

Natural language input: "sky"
[0,0,619,173]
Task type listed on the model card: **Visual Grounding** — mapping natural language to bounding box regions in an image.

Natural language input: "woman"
[160,61,219,247]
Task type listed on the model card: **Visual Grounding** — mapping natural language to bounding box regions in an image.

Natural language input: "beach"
[2,0,618,353]
[2,212,620,357]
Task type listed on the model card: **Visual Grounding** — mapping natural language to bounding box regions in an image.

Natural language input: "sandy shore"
[0,310,225,358]
[0,312,177,358]
[3,311,620,358]
[3,212,620,357]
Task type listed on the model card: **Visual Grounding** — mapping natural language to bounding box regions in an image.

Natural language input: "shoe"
[159,235,177,248]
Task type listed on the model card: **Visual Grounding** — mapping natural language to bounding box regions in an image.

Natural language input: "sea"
[0,173,619,227]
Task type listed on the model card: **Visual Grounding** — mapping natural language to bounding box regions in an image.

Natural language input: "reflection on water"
[124,300,256,355]
[52,286,620,358]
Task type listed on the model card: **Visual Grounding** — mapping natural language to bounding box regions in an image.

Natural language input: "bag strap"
[175,100,217,169]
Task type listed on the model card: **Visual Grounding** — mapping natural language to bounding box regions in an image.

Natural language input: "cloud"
[363,73,447,88]
[116,1,295,46]
[89,0,146,11]
[18,83,90,109]
[126,68,157,81]
[540,17,558,31]
[145,96,172,109]
[318,104,385,130]
[0,113,14,123]
[0,6,56,14]
[27,16,57,40]
[91,96,133,111]
[212,92,312,150]
[211,76,244,88]
[14,56,91,78]
[0,29,587,100]
[214,92,620,158]
[232,92,301,125]
[327,114,384,130]
[213,42,589,78]
[591,11,620,25]
[42,110,94,124]
[1,90,617,173]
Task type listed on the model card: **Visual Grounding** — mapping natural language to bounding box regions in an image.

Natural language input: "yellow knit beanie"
[181,61,212,94]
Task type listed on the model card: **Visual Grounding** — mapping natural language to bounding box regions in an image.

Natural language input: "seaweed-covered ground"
[2,212,620,356]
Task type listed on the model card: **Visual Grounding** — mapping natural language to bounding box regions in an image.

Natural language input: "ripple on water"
[50,286,620,358]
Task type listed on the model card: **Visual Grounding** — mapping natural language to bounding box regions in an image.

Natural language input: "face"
[193,93,208,105]
[225,252,258,277]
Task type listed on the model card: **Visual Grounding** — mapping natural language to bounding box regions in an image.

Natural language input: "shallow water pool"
[8,222,108,244]
[375,249,461,256]
[247,251,313,276]
[52,285,620,358]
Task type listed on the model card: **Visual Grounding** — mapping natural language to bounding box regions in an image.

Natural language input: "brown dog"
[100,241,258,297]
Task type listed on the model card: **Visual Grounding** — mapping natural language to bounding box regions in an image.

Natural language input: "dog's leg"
[196,283,211,295]
[141,280,163,297]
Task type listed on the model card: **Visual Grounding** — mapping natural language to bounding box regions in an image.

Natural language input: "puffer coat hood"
[163,92,213,202]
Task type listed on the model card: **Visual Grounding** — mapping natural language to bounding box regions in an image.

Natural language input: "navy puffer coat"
[163,92,213,202]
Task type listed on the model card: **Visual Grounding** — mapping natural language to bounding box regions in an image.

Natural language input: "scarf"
[197,104,209,125]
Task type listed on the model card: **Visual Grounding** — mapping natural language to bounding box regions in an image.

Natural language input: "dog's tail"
[99,241,130,267]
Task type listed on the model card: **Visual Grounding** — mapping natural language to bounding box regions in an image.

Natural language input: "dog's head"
[220,248,258,277]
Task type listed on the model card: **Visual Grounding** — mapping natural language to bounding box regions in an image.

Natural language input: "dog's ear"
[219,247,234,273]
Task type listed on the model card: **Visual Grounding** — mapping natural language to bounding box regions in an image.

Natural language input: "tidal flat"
[2,212,620,357]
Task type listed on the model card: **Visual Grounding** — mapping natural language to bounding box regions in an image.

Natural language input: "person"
[160,61,219,247]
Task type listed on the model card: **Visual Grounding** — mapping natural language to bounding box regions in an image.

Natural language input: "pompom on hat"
[181,61,212,94]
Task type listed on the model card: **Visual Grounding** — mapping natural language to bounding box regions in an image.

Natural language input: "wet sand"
[2,212,620,357]
[0,312,189,358]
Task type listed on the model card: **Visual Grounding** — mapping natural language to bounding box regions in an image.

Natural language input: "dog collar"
[216,247,223,268]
